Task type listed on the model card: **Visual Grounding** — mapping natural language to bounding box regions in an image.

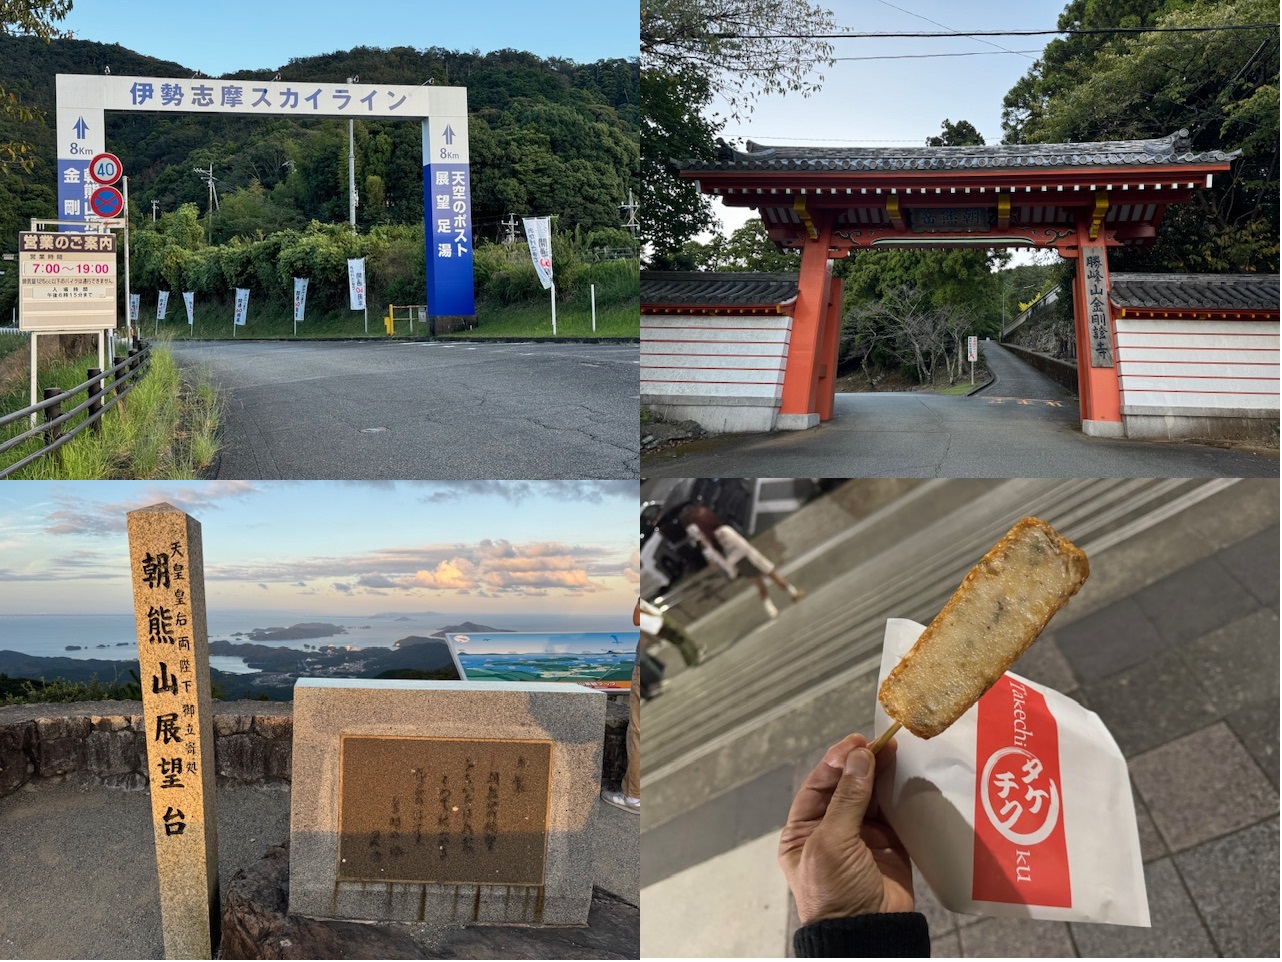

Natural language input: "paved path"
[643,342,1277,479]
[640,479,1279,958]
[980,338,1076,401]
[0,780,637,959]
[168,341,640,480]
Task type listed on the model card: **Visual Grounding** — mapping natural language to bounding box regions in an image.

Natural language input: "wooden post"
[126,504,220,959]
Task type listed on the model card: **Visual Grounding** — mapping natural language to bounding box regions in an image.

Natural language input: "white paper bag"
[874,619,1150,927]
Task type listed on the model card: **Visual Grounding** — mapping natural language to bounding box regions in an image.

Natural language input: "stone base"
[643,396,779,433]
[1121,408,1280,445]
[430,315,477,335]
[1081,418,1126,438]
[775,412,820,431]
[219,843,639,960]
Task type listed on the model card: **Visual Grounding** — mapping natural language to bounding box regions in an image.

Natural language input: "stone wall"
[0,696,632,801]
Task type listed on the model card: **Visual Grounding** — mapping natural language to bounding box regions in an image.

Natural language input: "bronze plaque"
[338,736,551,885]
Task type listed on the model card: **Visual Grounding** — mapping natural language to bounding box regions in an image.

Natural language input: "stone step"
[644,477,1238,778]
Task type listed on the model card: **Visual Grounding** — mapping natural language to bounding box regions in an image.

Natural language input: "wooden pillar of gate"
[779,209,834,429]
[1069,226,1124,436]
[816,275,843,422]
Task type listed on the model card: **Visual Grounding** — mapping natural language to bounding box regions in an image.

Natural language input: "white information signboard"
[18,231,117,333]
[967,335,978,363]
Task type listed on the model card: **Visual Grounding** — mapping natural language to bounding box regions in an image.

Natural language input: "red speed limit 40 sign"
[89,152,123,185]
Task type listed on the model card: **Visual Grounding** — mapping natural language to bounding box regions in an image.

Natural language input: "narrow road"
[169,340,640,479]
[978,337,1076,401]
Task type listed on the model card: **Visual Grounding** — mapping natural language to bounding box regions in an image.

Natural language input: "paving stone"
[1132,557,1259,651]
[1174,818,1279,958]
[957,915,1076,957]
[911,864,956,937]
[1055,599,1168,683]
[1178,608,1280,716]
[1214,523,1280,608]
[1129,722,1279,853]
[1224,696,1279,790]
[1082,649,1218,758]
[1131,786,1167,864]
[1011,636,1079,693]
[930,931,960,957]
[1069,857,1215,958]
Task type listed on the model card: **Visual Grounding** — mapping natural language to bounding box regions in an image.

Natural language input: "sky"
[699,0,1071,266]
[0,481,640,622]
[59,0,639,75]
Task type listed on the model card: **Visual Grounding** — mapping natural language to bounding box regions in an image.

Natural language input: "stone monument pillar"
[126,503,220,959]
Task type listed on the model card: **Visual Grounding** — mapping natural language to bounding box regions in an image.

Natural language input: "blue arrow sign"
[442,125,455,145]
[72,116,89,139]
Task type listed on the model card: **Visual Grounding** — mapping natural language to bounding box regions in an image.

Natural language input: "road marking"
[359,427,387,433]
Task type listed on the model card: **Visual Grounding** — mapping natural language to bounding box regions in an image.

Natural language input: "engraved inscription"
[338,736,551,885]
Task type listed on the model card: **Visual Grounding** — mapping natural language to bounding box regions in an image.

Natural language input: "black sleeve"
[793,912,931,958]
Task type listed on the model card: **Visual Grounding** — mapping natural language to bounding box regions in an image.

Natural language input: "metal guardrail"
[0,340,152,479]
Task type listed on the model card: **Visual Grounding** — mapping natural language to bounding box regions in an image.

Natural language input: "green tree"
[0,0,72,173]
[642,0,841,260]
[1002,0,1278,272]
[641,0,838,119]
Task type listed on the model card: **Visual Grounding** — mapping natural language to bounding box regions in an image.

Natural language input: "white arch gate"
[55,73,474,319]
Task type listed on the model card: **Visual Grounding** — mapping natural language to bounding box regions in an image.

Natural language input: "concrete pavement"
[0,766,638,959]
[640,479,1279,957]
[168,340,640,480]
[643,342,1278,479]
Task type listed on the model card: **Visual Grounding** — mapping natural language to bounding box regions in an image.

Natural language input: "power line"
[709,23,1280,40]
[872,0,1036,62]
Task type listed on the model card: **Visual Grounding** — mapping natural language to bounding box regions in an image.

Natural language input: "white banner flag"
[522,216,554,290]
[182,292,194,326]
[347,258,366,310]
[157,290,170,320]
[233,288,250,326]
[293,277,309,322]
[129,293,140,321]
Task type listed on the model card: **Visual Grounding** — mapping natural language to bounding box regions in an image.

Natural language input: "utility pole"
[620,188,639,237]
[347,76,358,229]
[193,164,217,244]
[502,212,518,245]
[151,199,159,222]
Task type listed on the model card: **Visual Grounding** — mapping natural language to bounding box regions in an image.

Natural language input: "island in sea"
[0,620,512,701]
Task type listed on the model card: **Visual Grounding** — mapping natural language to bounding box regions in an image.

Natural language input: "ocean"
[0,611,632,665]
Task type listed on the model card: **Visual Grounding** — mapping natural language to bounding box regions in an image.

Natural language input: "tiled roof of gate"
[676,130,1239,174]
[1109,273,1280,312]
[641,271,799,306]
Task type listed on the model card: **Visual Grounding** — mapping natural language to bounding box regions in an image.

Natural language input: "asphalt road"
[644,341,1278,478]
[168,340,640,480]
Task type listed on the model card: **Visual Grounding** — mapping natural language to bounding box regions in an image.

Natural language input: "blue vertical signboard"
[423,115,475,317]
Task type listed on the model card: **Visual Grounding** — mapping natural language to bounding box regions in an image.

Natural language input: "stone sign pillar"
[126,503,220,959]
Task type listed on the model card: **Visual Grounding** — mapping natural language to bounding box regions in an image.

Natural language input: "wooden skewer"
[869,721,902,755]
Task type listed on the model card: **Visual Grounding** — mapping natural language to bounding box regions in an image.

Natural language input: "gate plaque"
[338,736,551,886]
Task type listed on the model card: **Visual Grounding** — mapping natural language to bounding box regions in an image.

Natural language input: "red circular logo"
[980,747,1061,845]
[89,152,123,186]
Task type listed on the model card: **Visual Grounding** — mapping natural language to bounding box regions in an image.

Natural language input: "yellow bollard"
[384,308,394,336]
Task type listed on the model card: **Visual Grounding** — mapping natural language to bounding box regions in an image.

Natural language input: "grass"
[0,332,29,365]
[447,298,638,339]
[0,335,224,479]
[127,270,639,342]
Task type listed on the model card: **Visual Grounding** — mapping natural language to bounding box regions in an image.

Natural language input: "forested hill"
[0,34,639,244]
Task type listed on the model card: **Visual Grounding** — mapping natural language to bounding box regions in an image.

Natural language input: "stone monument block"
[289,679,604,926]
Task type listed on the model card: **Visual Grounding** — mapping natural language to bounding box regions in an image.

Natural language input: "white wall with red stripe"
[640,313,792,432]
[1115,316,1279,438]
